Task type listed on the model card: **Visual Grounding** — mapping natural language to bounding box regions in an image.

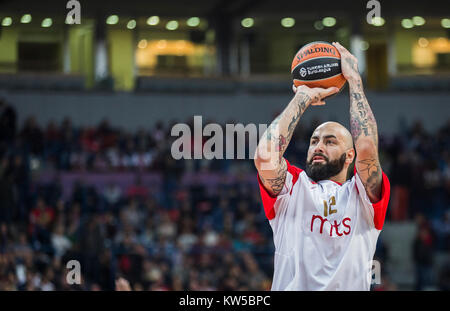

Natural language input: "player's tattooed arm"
[333,42,382,202]
[255,91,311,196]
[254,86,338,196]
[349,79,382,201]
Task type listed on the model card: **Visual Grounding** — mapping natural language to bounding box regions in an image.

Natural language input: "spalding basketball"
[291,41,346,90]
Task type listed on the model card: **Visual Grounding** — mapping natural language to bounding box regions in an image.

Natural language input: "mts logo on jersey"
[310,196,351,237]
[310,215,351,237]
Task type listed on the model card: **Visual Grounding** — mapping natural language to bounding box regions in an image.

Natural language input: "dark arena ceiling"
[0,0,449,19]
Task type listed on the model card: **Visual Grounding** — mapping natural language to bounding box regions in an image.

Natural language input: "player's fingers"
[332,41,345,51]
[311,101,326,106]
[332,42,349,55]
[318,87,339,99]
[332,42,344,55]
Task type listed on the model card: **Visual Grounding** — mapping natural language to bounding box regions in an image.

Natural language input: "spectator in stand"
[20,116,44,156]
[0,99,17,162]
[432,210,450,251]
[390,151,413,221]
[126,175,149,199]
[29,197,55,253]
[0,156,16,224]
[51,222,72,259]
[438,259,450,291]
[412,214,436,290]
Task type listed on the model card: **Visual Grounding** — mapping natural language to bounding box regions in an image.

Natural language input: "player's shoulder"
[285,159,303,175]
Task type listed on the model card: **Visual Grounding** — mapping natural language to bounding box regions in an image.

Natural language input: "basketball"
[291,41,347,90]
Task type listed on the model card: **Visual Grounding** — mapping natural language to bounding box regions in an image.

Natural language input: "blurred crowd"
[0,98,449,291]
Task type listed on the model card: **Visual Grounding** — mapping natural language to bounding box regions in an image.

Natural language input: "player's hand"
[332,42,361,84]
[292,84,339,106]
[115,277,132,291]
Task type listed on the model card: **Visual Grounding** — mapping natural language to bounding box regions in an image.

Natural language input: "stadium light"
[441,18,450,29]
[41,18,52,28]
[314,20,324,30]
[322,17,336,27]
[371,16,385,27]
[138,39,147,49]
[20,14,32,24]
[412,16,425,26]
[418,37,429,48]
[166,20,178,30]
[281,17,295,28]
[127,19,136,29]
[336,27,349,38]
[401,18,414,29]
[106,15,119,25]
[360,41,370,51]
[1,17,12,26]
[187,17,200,27]
[157,40,167,49]
[241,17,254,28]
[147,16,159,26]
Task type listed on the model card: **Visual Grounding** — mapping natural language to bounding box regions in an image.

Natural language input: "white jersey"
[258,159,391,291]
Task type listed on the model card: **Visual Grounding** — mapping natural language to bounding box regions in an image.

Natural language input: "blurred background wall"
[0,90,448,134]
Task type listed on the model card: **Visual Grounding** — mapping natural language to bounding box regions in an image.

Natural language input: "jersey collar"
[309,179,343,186]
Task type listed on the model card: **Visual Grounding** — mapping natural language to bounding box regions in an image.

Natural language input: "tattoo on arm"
[266,115,281,141]
[273,134,288,164]
[357,158,382,198]
[345,58,359,75]
[295,92,311,112]
[349,83,378,147]
[260,158,288,195]
[286,92,311,140]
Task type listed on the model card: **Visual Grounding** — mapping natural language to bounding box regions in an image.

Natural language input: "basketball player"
[254,42,390,290]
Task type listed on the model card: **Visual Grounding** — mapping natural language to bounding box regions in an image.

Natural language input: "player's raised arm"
[254,85,339,196]
[333,42,383,202]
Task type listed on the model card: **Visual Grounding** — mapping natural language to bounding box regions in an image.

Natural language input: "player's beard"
[305,152,347,182]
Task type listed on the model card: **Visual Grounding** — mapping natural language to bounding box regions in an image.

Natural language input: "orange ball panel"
[293,74,346,90]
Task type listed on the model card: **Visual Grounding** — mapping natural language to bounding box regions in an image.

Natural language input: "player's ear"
[346,148,355,164]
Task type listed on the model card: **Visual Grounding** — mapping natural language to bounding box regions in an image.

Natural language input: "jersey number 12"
[323,196,337,217]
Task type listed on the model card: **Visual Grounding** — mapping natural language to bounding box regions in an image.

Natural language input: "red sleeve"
[257,159,302,220]
[354,165,391,230]
[372,171,391,230]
